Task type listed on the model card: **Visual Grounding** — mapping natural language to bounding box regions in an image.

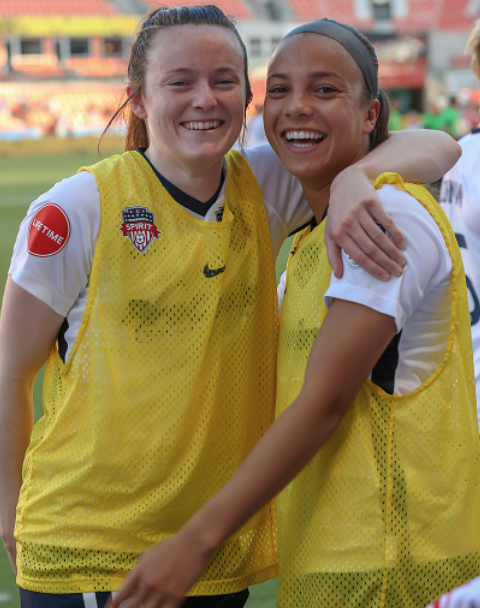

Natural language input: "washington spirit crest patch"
[119,206,161,253]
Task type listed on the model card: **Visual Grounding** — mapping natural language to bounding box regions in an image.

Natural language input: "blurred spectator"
[388,97,403,130]
[423,100,445,130]
[403,109,424,129]
[244,103,269,147]
[440,96,463,138]
[462,98,480,130]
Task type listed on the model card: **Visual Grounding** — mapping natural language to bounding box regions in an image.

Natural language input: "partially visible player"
[440,19,480,425]
[111,18,480,608]
[422,20,480,608]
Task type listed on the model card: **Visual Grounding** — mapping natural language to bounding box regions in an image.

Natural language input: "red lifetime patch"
[28,203,71,257]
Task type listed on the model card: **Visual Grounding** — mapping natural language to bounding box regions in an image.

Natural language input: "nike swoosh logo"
[204,264,226,278]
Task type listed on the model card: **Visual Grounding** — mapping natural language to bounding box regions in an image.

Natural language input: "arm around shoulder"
[325,130,460,281]
[358,129,461,184]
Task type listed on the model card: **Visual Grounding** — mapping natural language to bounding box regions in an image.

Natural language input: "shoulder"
[376,182,449,259]
[326,179,452,329]
[240,144,293,187]
[239,144,311,236]
[29,171,101,236]
[9,172,100,317]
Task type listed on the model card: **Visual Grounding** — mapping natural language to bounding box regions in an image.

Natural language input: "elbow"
[299,386,350,444]
[438,130,462,172]
[451,138,462,165]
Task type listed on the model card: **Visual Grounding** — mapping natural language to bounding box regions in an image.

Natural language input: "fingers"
[326,210,407,281]
[109,573,187,608]
[324,233,343,279]
[110,574,138,608]
[338,238,392,282]
[363,196,407,252]
[353,215,406,274]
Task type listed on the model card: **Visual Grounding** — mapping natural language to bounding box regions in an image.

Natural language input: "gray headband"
[284,19,379,98]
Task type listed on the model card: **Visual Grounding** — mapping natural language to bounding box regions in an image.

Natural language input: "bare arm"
[326,129,461,279]
[110,300,397,608]
[0,278,65,573]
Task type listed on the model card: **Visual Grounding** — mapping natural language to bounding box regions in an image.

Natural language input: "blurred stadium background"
[1,0,480,605]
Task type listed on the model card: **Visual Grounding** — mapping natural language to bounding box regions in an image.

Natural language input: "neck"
[300,177,331,224]
[144,149,224,203]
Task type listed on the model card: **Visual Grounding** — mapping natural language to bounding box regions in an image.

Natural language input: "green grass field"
[0,141,290,607]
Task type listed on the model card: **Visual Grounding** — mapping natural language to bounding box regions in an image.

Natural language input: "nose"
[193,81,217,110]
[284,90,313,119]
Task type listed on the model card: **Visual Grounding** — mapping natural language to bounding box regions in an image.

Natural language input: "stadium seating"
[393,0,476,32]
[65,57,126,78]
[438,0,477,31]
[0,82,124,138]
[9,53,65,78]
[280,0,373,28]
[0,0,118,16]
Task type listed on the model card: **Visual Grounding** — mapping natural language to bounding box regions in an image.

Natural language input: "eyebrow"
[165,67,241,75]
[267,70,342,80]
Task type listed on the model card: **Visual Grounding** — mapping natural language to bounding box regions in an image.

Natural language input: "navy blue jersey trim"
[19,589,111,608]
[138,149,225,217]
[58,318,69,363]
[288,206,327,237]
[371,330,402,395]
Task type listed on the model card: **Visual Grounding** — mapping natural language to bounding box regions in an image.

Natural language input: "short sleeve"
[324,185,452,331]
[242,145,312,257]
[9,171,101,317]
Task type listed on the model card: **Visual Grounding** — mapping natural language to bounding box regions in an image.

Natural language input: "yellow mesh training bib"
[276,173,480,608]
[15,150,279,594]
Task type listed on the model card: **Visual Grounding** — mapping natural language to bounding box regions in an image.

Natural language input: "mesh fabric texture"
[275,173,480,608]
[15,150,279,594]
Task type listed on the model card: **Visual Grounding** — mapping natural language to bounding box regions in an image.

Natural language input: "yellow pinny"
[15,150,279,594]
[276,173,480,608]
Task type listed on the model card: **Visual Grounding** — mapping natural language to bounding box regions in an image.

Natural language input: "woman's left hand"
[325,165,407,281]
[109,533,211,608]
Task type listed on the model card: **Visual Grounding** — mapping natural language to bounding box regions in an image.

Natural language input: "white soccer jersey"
[440,129,480,421]
[426,576,480,608]
[9,145,310,361]
[278,183,453,396]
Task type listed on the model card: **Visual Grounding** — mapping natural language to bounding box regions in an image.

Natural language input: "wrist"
[331,164,369,196]
[180,515,225,562]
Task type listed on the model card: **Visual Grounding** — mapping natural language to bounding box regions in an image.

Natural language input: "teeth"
[285,130,323,141]
[184,121,221,130]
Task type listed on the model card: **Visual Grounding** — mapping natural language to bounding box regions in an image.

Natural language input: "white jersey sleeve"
[426,576,480,608]
[242,145,312,258]
[277,269,287,312]
[324,184,452,331]
[9,171,101,317]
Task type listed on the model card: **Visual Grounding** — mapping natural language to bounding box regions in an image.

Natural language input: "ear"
[127,85,147,119]
[363,98,380,135]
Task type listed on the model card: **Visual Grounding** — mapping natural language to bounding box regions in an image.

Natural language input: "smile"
[284,130,325,148]
[183,121,222,130]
